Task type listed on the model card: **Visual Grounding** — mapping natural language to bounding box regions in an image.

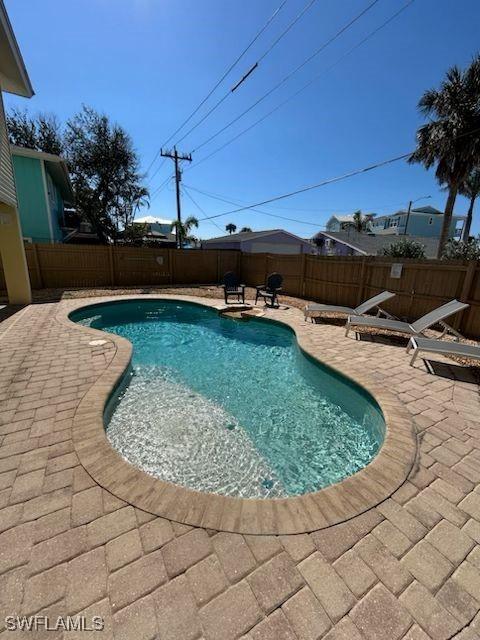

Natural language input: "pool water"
[71,299,384,498]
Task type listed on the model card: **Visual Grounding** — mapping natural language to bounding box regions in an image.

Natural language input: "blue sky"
[5,0,480,238]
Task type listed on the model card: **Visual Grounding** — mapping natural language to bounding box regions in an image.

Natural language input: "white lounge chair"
[345,299,469,338]
[407,336,480,367]
[304,291,395,321]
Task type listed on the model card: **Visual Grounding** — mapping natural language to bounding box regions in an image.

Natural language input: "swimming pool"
[71,299,385,499]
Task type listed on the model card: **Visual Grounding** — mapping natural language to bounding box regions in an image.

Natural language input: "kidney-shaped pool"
[71,299,385,499]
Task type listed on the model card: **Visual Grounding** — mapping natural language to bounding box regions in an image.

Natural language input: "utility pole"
[403,195,431,235]
[404,200,413,236]
[160,147,192,248]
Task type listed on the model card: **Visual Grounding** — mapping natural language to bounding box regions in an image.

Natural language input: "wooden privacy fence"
[240,253,480,338]
[1,244,480,338]
[0,244,240,291]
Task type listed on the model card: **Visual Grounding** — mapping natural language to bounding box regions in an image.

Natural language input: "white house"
[134,216,174,236]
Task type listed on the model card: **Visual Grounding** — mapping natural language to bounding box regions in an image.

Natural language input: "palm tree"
[240,227,252,232]
[459,167,480,240]
[352,211,372,232]
[225,223,237,234]
[171,216,199,248]
[409,55,480,258]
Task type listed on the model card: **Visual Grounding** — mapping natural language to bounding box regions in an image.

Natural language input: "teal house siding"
[12,154,54,242]
[11,146,73,243]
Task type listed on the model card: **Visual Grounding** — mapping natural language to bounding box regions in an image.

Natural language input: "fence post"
[301,253,307,298]
[457,260,476,333]
[32,243,44,290]
[356,257,367,305]
[108,245,115,286]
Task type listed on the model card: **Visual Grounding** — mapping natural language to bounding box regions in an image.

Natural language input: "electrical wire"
[184,184,407,215]
[144,0,289,176]
[187,0,415,171]
[184,186,330,226]
[182,185,225,232]
[173,0,320,147]
[186,152,412,221]
[152,123,480,225]
[191,0,382,154]
[149,173,173,201]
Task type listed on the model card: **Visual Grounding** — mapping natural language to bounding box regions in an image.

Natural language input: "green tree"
[383,239,427,259]
[225,223,237,234]
[172,216,199,248]
[64,106,148,243]
[442,237,480,260]
[240,226,252,232]
[7,108,63,155]
[409,56,480,258]
[459,167,480,240]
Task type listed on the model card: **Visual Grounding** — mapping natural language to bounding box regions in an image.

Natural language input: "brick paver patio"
[1,292,479,640]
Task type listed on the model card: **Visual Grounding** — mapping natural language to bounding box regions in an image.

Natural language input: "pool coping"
[57,294,418,535]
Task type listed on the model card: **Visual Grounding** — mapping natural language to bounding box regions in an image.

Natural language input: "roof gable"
[0,1,33,96]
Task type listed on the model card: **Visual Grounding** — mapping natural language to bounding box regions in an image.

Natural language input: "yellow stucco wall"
[0,87,32,304]
[0,202,32,304]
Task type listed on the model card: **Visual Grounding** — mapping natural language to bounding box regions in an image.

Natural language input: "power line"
[187,0,415,171]
[151,124,480,225]
[191,0,382,154]
[144,0,289,176]
[173,0,321,148]
[184,185,330,226]
[182,185,225,233]
[184,121,480,222]
[187,152,412,221]
[150,173,172,200]
[184,184,407,215]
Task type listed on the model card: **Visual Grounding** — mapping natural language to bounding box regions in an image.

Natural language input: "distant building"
[11,145,74,243]
[369,206,465,238]
[202,229,315,254]
[313,230,439,258]
[325,214,358,232]
[132,216,176,246]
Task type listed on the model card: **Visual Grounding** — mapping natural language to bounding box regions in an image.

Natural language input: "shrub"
[382,239,427,259]
[441,237,480,260]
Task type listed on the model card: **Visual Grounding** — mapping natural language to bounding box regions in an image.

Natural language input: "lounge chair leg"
[345,321,351,337]
[410,349,420,366]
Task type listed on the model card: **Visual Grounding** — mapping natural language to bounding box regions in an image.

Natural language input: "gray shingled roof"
[203,229,287,243]
[316,231,440,257]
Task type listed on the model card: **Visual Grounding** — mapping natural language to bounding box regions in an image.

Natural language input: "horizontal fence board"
[1,244,480,338]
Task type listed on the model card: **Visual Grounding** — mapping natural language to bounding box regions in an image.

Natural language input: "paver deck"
[1,292,480,639]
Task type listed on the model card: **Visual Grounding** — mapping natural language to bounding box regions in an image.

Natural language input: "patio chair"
[221,271,245,305]
[304,291,395,321]
[407,336,480,367]
[255,273,283,308]
[345,299,469,338]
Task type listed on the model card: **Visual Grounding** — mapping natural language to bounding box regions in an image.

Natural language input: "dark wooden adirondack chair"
[221,272,246,305]
[255,273,283,308]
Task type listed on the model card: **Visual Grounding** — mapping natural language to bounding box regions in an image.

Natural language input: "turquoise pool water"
[71,299,384,498]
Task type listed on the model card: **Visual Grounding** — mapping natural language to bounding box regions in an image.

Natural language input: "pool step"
[217,305,265,320]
